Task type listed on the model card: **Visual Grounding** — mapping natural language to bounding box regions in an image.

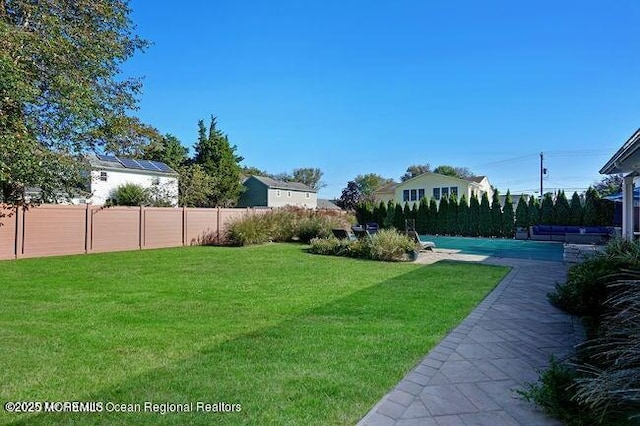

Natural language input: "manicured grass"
[0,244,509,425]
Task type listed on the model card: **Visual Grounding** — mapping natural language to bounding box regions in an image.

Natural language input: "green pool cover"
[420,235,564,262]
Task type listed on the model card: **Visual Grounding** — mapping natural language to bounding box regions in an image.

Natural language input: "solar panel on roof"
[118,158,144,170]
[151,161,174,172]
[96,154,118,162]
[136,160,161,171]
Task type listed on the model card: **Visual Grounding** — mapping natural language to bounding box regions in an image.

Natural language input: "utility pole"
[540,152,543,200]
[540,152,547,200]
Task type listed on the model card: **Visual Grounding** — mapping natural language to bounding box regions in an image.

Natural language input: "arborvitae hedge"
[540,193,555,224]
[554,191,570,225]
[478,193,492,237]
[393,203,405,230]
[569,192,583,226]
[427,198,438,234]
[528,196,540,226]
[490,191,503,237]
[416,198,428,234]
[448,195,459,236]
[515,196,529,228]
[502,190,515,238]
[469,193,480,237]
[384,200,395,229]
[457,194,470,236]
[437,196,449,234]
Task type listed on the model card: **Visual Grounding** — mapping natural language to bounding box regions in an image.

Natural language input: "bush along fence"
[355,188,615,238]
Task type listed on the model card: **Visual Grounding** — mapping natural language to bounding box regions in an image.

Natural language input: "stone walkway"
[358,255,585,426]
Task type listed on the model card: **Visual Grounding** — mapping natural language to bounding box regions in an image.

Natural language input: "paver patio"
[358,255,584,426]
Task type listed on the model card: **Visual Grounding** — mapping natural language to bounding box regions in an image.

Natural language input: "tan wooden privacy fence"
[0,204,259,260]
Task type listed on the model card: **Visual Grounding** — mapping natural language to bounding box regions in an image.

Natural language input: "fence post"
[14,206,23,259]
[182,206,187,246]
[139,205,144,250]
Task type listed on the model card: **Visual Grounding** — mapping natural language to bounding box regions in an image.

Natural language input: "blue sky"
[124,0,640,199]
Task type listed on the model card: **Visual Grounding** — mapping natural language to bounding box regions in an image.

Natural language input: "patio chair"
[366,222,379,234]
[407,230,435,251]
[332,228,357,241]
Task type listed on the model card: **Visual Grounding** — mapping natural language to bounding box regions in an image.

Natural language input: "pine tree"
[411,203,419,229]
[569,192,583,226]
[554,190,571,225]
[478,193,492,237]
[540,193,554,224]
[427,198,438,234]
[469,193,480,237]
[416,198,429,234]
[457,194,470,236]
[490,190,502,237]
[193,117,244,206]
[528,196,540,226]
[501,190,515,238]
[515,196,529,229]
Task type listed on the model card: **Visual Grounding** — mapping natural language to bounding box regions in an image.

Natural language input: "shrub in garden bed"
[309,229,418,262]
[527,239,640,425]
[226,207,353,246]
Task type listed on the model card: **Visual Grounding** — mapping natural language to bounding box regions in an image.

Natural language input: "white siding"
[89,169,178,206]
[267,188,317,208]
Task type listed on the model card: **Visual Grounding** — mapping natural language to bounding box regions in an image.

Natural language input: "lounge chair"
[353,228,372,239]
[366,222,379,234]
[332,228,357,241]
[407,231,435,251]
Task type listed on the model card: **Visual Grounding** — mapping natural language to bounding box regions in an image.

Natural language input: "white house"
[86,154,179,206]
[236,175,317,209]
[600,128,640,239]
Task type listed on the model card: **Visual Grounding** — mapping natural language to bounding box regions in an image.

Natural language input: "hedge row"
[356,188,614,238]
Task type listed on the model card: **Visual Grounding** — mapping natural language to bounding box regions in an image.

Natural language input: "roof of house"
[86,154,177,175]
[465,176,488,183]
[249,175,317,193]
[375,182,397,193]
[600,128,640,175]
[317,199,341,210]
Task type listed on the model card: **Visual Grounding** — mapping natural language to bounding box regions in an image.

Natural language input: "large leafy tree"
[433,165,474,179]
[401,164,431,181]
[1,0,155,205]
[593,174,623,197]
[354,173,394,200]
[194,117,244,207]
[336,181,362,210]
[143,134,189,170]
[291,168,325,190]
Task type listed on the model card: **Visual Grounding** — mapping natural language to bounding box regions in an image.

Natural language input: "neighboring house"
[237,175,317,208]
[374,182,397,204]
[374,172,494,206]
[86,154,179,206]
[317,199,342,211]
[600,127,640,239]
[499,193,532,208]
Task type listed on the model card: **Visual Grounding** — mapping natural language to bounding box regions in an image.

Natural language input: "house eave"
[600,128,640,175]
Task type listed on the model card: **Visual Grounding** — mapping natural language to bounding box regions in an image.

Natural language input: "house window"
[433,188,440,200]
[450,187,458,198]
[276,189,281,197]
[442,187,449,198]
[287,191,292,198]
[410,189,417,201]
[100,171,107,182]
[306,192,310,199]
[403,190,410,202]
[418,189,425,200]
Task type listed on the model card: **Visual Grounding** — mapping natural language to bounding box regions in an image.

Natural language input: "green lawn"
[0,244,509,425]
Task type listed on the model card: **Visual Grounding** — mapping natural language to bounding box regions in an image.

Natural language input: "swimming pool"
[420,235,564,262]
